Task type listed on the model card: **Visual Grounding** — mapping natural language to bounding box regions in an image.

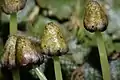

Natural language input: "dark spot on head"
[60,36,63,38]
[44,45,46,48]
[84,25,95,32]
[15,0,19,3]
[91,25,94,28]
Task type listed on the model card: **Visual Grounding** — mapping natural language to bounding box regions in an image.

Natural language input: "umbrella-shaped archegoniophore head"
[1,0,26,14]
[83,0,108,32]
[41,22,68,56]
[1,35,17,69]
[1,35,44,69]
[16,36,44,67]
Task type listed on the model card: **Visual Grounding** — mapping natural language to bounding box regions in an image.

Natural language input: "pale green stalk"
[95,31,111,80]
[10,13,20,80]
[10,13,17,35]
[53,56,63,80]
[35,67,47,80]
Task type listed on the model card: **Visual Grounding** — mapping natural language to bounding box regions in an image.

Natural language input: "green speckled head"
[40,22,68,56]
[1,35,17,69]
[1,0,26,14]
[16,36,43,67]
[83,1,108,32]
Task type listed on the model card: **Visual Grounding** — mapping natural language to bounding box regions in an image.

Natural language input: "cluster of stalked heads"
[1,35,44,69]
[1,0,27,14]
[0,22,68,69]
[83,0,108,32]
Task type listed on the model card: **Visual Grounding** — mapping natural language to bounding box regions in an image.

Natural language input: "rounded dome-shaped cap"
[1,0,26,14]
[40,22,68,56]
[83,1,108,32]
